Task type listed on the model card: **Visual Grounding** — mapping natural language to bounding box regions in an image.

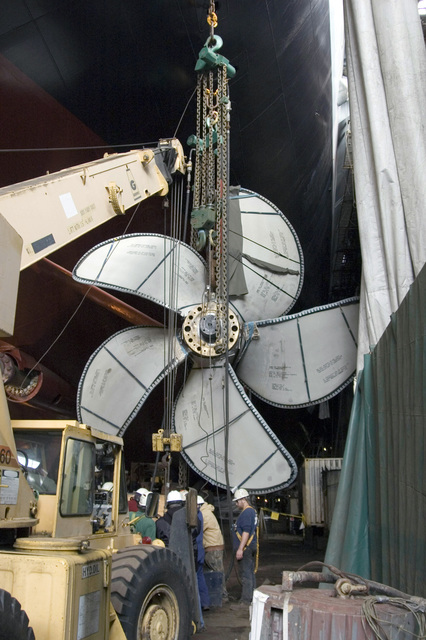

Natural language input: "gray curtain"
[343,0,426,372]
[325,0,426,597]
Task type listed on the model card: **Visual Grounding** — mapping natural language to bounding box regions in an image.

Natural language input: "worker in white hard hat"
[129,487,156,541]
[196,495,210,611]
[155,490,184,546]
[230,488,259,611]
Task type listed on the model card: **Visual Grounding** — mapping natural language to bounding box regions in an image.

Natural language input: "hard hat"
[166,490,183,504]
[197,495,205,505]
[151,538,166,548]
[135,487,152,508]
[232,488,249,501]
[101,481,113,492]
[180,490,188,502]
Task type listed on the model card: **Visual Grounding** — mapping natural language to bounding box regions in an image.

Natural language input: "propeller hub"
[199,312,217,342]
[182,303,240,357]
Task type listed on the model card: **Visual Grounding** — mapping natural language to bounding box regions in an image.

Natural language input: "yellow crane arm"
[0,138,185,337]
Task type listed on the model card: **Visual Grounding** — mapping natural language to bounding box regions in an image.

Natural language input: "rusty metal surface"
[195,535,325,640]
[255,587,420,640]
[282,570,336,591]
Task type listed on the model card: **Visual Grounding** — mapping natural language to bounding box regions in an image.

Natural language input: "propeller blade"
[174,361,297,493]
[228,188,304,322]
[77,326,187,435]
[236,298,359,407]
[73,233,207,315]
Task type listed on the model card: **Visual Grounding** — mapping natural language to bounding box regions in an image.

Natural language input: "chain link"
[178,456,188,489]
[207,71,215,206]
[194,75,202,211]
[191,75,203,250]
[207,1,218,41]
[214,64,229,352]
[192,32,231,351]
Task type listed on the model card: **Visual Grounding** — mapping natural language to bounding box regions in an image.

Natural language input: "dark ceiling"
[1,0,339,307]
[0,1,360,473]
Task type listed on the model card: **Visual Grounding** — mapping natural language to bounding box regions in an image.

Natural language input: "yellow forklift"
[0,140,199,639]
[0,386,196,639]
[0,377,198,640]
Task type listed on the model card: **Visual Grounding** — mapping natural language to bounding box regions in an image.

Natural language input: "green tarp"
[325,263,425,597]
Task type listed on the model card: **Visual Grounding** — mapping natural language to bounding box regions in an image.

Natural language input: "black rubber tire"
[111,545,194,640]
[0,589,35,640]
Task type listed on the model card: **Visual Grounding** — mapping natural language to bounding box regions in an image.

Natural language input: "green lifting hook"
[195,35,236,78]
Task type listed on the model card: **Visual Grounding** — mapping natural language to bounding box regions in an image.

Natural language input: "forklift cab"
[12,420,129,539]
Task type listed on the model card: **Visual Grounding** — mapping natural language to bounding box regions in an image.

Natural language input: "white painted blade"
[174,361,297,493]
[77,326,187,435]
[236,298,359,407]
[229,188,304,322]
[73,233,207,315]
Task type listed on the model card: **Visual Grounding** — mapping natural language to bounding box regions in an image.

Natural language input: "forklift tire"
[0,589,35,640]
[111,545,194,640]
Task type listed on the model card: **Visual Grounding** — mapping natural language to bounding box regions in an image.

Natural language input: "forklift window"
[60,438,95,516]
[94,442,127,514]
[14,430,61,495]
[119,458,128,514]
[90,442,126,531]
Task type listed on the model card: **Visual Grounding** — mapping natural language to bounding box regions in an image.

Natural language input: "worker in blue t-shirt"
[230,488,258,611]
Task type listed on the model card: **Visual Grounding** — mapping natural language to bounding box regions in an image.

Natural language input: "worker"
[199,496,229,602]
[96,481,114,528]
[196,495,210,611]
[230,488,258,611]
[100,481,114,497]
[128,490,139,512]
[129,487,156,541]
[155,490,184,546]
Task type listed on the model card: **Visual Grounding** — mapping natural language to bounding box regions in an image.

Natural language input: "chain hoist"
[185,7,236,357]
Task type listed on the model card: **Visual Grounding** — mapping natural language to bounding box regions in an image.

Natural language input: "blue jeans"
[197,562,210,608]
[238,547,256,603]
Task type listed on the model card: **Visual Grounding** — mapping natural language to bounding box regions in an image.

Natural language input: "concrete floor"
[195,534,325,639]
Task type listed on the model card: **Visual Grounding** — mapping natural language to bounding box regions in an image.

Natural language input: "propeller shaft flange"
[182,303,240,357]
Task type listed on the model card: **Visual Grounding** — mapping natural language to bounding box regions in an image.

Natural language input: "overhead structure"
[73,9,359,493]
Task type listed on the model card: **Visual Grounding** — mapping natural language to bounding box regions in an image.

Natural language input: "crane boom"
[0,138,185,336]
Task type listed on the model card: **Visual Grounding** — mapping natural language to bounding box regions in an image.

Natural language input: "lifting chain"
[191,75,202,251]
[190,8,235,353]
[207,1,218,41]
[214,63,229,353]
[178,456,189,489]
